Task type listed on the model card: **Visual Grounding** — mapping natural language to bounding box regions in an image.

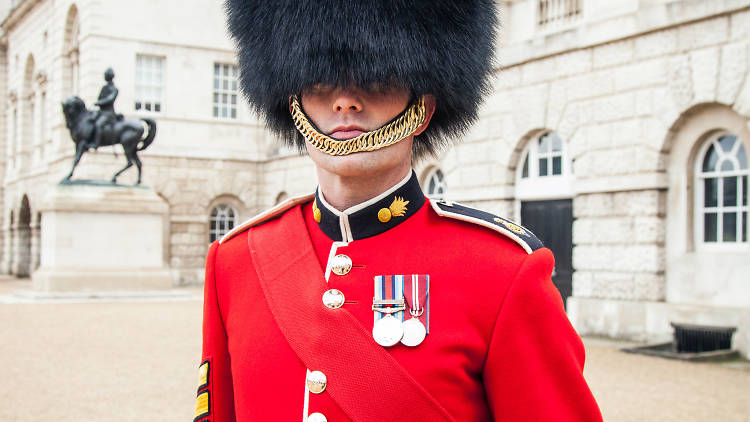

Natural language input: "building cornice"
[1,0,44,33]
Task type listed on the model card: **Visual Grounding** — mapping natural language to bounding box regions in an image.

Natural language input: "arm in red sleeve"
[197,241,236,421]
[483,248,602,421]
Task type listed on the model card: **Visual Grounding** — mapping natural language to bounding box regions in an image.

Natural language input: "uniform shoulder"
[219,193,315,244]
[429,199,544,254]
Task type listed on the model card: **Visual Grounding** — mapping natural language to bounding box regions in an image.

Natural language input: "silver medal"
[372,314,404,347]
[400,317,427,347]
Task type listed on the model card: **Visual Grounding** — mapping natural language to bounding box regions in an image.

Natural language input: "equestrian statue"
[62,68,156,185]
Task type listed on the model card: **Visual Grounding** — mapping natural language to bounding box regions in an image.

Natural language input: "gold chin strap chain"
[289,95,427,156]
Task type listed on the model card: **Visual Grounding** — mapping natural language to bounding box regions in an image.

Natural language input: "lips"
[329,125,366,140]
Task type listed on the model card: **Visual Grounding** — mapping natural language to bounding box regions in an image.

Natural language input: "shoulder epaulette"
[429,199,544,254]
[220,193,315,244]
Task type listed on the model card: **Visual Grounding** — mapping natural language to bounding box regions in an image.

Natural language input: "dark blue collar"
[313,170,426,242]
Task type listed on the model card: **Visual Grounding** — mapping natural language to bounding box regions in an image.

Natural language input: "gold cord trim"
[290,95,427,156]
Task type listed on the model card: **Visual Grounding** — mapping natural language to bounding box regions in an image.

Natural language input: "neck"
[316,162,412,211]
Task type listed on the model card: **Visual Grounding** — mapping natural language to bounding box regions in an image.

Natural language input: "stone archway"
[13,195,32,277]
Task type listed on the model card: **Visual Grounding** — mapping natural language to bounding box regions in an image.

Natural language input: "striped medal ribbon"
[401,274,429,347]
[372,275,405,347]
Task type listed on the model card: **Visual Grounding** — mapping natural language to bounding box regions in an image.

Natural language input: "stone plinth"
[32,182,172,291]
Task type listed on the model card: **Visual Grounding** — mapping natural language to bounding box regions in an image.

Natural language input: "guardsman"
[195,1,603,421]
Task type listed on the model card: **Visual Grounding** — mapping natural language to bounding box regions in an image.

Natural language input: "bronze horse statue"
[62,96,156,185]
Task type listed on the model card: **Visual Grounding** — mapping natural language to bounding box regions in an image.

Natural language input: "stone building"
[442,0,750,357]
[0,0,305,285]
[0,0,748,356]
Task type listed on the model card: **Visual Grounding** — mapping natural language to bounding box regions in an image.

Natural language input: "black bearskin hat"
[225,1,498,158]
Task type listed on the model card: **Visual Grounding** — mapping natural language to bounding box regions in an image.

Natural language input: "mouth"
[329,125,366,140]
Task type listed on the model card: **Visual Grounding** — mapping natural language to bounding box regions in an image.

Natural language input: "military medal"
[401,274,429,347]
[372,275,405,347]
[372,312,404,347]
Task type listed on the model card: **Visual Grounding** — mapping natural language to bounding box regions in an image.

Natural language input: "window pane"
[522,154,529,178]
[552,156,562,175]
[723,176,737,206]
[213,106,218,117]
[743,212,747,242]
[135,102,141,110]
[551,133,562,152]
[154,103,161,112]
[742,176,747,206]
[214,78,219,90]
[539,134,550,153]
[702,145,718,172]
[210,220,216,230]
[704,213,718,242]
[539,158,548,176]
[720,160,734,172]
[231,109,237,119]
[723,212,737,242]
[739,144,747,170]
[704,178,718,207]
[718,134,736,152]
[214,64,220,75]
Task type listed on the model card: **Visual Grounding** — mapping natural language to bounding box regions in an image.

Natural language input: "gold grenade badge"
[378,196,409,223]
[313,199,321,223]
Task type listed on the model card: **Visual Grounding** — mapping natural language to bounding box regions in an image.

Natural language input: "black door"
[520,199,573,308]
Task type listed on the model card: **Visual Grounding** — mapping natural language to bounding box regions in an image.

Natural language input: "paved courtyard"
[0,279,748,421]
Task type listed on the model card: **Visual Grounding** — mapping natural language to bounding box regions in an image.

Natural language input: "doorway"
[521,199,573,307]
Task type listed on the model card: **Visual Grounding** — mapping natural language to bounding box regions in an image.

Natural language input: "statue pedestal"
[32,182,173,292]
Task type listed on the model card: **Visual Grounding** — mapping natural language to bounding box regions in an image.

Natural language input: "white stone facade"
[0,0,316,285]
[1,0,748,355]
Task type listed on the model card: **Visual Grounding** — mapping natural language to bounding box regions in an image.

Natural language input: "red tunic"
[196,174,601,421]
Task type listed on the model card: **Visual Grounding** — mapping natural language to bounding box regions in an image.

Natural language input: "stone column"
[4,223,15,275]
[12,221,30,277]
[30,212,40,272]
[0,226,8,274]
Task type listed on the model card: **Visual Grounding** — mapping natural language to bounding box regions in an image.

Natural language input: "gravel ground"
[0,280,748,421]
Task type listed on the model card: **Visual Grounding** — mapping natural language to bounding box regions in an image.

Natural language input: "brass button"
[322,289,345,309]
[306,370,327,394]
[378,207,392,222]
[308,413,327,422]
[330,254,352,276]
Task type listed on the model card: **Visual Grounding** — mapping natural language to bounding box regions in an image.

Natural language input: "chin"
[306,138,414,178]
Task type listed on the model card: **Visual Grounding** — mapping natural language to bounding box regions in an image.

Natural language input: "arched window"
[209,204,237,243]
[424,168,447,199]
[520,131,565,179]
[62,5,80,96]
[516,131,573,201]
[694,133,748,247]
[23,55,35,155]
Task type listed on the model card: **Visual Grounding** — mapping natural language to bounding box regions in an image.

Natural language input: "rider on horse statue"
[91,68,119,150]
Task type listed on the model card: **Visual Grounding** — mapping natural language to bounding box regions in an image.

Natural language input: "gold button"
[330,254,352,276]
[308,413,327,422]
[378,207,392,223]
[322,289,345,309]
[306,370,327,394]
